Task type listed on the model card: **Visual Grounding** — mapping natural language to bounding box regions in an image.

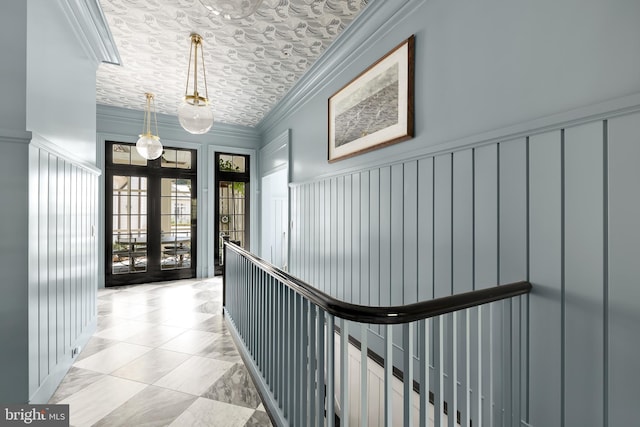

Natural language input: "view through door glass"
[215,152,250,275]
[106,142,197,286]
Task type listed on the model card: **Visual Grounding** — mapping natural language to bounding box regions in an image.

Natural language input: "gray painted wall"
[0,2,27,131]
[0,0,104,403]
[261,0,640,425]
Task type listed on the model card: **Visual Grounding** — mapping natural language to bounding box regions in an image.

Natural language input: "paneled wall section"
[28,144,99,401]
[289,111,640,426]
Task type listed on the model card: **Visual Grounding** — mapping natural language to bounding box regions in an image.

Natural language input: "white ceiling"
[97,0,369,127]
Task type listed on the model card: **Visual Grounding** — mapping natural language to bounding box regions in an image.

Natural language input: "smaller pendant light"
[136,93,163,160]
[178,33,214,135]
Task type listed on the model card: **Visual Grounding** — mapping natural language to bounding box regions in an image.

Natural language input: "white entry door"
[261,168,288,270]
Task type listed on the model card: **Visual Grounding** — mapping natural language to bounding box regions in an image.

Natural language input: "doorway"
[105,142,197,286]
[214,152,250,275]
[261,168,288,270]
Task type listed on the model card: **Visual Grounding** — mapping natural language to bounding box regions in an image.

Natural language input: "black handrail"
[224,242,531,325]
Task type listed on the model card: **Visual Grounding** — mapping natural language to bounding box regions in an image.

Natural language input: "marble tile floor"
[49,277,273,427]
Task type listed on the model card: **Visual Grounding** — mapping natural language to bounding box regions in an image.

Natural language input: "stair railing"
[223,241,531,427]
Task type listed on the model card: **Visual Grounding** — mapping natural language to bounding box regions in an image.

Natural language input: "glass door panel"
[161,178,192,270]
[111,175,148,274]
[218,181,246,256]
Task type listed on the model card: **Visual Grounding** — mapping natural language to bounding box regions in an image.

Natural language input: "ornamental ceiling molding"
[96,0,368,127]
[60,0,121,65]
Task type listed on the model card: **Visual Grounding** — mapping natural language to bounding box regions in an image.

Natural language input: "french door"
[214,152,250,275]
[105,142,197,286]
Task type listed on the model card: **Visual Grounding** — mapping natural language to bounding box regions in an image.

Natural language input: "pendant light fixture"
[136,92,163,160]
[199,0,264,20]
[178,33,214,135]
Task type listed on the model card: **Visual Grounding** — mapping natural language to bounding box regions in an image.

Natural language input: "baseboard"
[223,307,288,427]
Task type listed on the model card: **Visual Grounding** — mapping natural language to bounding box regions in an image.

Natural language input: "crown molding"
[59,0,121,66]
[255,0,417,136]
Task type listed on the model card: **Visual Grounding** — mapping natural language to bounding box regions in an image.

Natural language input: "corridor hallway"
[48,278,272,427]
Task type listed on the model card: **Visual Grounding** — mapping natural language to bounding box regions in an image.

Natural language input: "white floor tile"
[93,319,156,341]
[168,397,254,427]
[59,376,147,426]
[154,356,233,396]
[159,330,220,354]
[73,342,153,373]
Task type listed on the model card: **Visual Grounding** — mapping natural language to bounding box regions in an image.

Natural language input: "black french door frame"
[214,152,250,275]
[105,141,197,287]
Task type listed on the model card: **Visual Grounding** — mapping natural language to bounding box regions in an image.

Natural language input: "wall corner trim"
[59,0,121,66]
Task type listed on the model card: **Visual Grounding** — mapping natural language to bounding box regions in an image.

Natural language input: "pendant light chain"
[200,37,209,101]
[184,38,194,98]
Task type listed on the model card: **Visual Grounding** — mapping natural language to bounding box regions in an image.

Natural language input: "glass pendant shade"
[179,33,214,135]
[136,134,163,160]
[199,0,263,20]
[136,93,163,160]
[178,98,214,134]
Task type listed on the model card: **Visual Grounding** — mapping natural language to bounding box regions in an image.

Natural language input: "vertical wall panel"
[331,177,338,297]
[498,138,528,426]
[369,169,380,307]
[344,175,352,303]
[351,174,361,305]
[317,181,328,291]
[453,149,474,294]
[528,131,562,427]
[38,151,49,382]
[608,112,640,427]
[474,145,498,290]
[360,171,370,306]
[337,176,345,300]
[289,186,297,275]
[434,154,453,298]
[70,166,77,343]
[417,158,434,302]
[314,182,320,288]
[564,121,604,427]
[302,183,309,281]
[379,167,391,308]
[48,156,57,369]
[56,159,65,359]
[403,161,418,305]
[390,164,404,306]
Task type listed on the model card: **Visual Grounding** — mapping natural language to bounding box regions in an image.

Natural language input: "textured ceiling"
[97,0,368,127]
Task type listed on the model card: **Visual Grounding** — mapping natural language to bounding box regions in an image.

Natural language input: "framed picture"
[328,35,415,162]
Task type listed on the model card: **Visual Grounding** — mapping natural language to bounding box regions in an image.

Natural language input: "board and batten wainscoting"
[288,109,640,427]
[28,140,99,403]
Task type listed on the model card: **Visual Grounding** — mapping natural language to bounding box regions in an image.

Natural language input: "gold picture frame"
[328,35,415,162]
